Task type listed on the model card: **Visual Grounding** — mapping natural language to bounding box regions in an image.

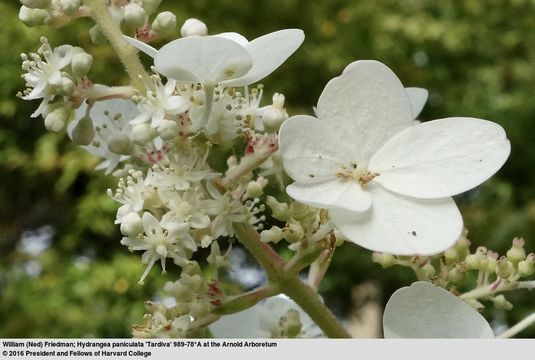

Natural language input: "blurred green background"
[1,0,534,337]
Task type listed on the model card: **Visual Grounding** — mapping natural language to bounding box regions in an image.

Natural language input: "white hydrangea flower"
[383,281,494,338]
[209,295,323,338]
[132,76,187,129]
[69,98,163,174]
[123,29,304,87]
[279,60,510,255]
[121,212,197,284]
[108,169,149,224]
[20,38,76,117]
[159,187,212,231]
[205,182,249,239]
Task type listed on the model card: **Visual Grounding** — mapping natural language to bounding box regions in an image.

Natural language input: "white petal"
[154,36,253,83]
[215,32,249,46]
[224,29,305,87]
[370,117,511,198]
[317,60,414,162]
[209,304,267,338]
[123,36,158,58]
[142,212,161,234]
[287,180,372,213]
[331,184,462,255]
[279,115,348,183]
[405,87,428,119]
[383,281,494,338]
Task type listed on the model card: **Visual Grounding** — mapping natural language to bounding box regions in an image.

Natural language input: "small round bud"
[59,0,81,16]
[71,52,93,78]
[108,133,134,155]
[44,106,69,132]
[19,6,49,27]
[454,229,471,260]
[443,247,459,266]
[180,18,208,37]
[120,212,143,237]
[518,253,535,277]
[283,222,304,243]
[71,115,95,145]
[290,202,315,221]
[123,3,146,29]
[89,25,107,45]
[448,263,466,284]
[465,246,487,270]
[485,251,498,273]
[260,226,284,244]
[266,196,290,221]
[262,108,287,133]
[142,186,161,209]
[506,237,526,264]
[245,180,264,198]
[132,123,154,145]
[421,262,436,278]
[279,309,302,338]
[372,252,396,268]
[189,300,211,318]
[20,0,51,9]
[493,295,513,310]
[141,0,161,15]
[157,119,178,140]
[60,77,74,96]
[495,256,514,279]
[151,11,177,35]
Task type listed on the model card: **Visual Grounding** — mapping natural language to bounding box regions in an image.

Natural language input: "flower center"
[337,163,379,186]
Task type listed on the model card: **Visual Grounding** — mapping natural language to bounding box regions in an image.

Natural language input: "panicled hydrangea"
[279,60,511,255]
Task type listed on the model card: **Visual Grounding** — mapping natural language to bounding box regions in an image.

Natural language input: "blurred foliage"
[1,0,535,337]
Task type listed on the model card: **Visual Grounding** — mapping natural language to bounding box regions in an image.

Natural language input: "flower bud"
[266,196,290,221]
[493,295,513,310]
[289,201,315,221]
[142,186,161,209]
[180,18,208,37]
[454,229,471,260]
[182,260,202,276]
[495,256,514,279]
[156,119,178,140]
[246,180,264,198]
[120,212,143,237]
[132,123,154,145]
[283,222,304,243]
[151,11,177,35]
[421,262,436,278]
[108,133,134,155]
[71,52,93,78]
[372,252,396,268]
[506,237,526,265]
[44,106,69,132]
[262,108,287,133]
[279,309,302,338]
[20,0,51,9]
[448,263,466,284]
[485,251,498,273]
[141,0,161,15]
[164,281,192,301]
[71,115,95,145]
[59,0,81,16]
[123,3,147,29]
[19,6,49,27]
[443,247,458,266]
[518,253,535,277]
[260,226,284,244]
[189,300,212,318]
[181,273,203,291]
[89,25,107,45]
[59,76,74,96]
[465,246,487,270]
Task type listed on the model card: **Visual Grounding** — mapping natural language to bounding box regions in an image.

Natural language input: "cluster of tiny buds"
[373,233,534,310]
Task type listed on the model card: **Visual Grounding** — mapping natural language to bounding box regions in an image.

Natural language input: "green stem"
[215,283,280,315]
[498,312,535,338]
[232,222,350,338]
[460,280,535,300]
[84,0,150,92]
